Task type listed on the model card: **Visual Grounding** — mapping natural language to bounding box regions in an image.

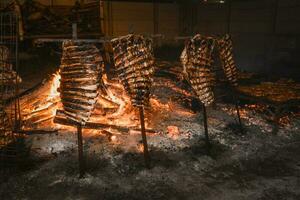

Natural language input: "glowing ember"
[150,98,170,111]
[245,104,268,112]
[167,125,180,140]
[153,81,193,97]
[238,81,300,103]
[14,72,64,130]
[137,143,144,153]
[103,74,129,117]
[110,135,117,142]
[18,70,141,131]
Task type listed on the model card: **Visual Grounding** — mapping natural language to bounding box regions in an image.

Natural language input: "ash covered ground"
[1,61,300,200]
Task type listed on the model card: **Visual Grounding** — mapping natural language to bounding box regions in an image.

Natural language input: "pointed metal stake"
[230,86,244,133]
[231,88,244,133]
[139,106,150,168]
[77,124,85,178]
[235,99,243,127]
[202,104,211,154]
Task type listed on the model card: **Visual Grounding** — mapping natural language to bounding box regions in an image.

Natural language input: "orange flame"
[47,72,61,101]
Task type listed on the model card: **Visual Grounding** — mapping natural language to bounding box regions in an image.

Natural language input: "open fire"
[19,71,154,133]
[10,47,299,138]
[16,65,299,136]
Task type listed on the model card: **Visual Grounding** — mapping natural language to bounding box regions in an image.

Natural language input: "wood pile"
[238,80,300,103]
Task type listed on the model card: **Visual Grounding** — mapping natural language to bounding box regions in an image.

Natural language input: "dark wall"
[180,0,300,77]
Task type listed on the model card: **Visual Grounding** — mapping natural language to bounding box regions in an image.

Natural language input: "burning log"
[180,34,215,106]
[217,34,238,87]
[58,41,104,125]
[111,34,155,167]
[23,103,58,125]
[94,95,119,114]
[54,110,155,134]
[15,72,61,130]
[0,45,22,85]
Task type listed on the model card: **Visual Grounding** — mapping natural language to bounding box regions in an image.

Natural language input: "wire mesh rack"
[0,9,23,168]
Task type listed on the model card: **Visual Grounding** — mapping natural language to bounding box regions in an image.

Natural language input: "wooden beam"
[54,110,156,133]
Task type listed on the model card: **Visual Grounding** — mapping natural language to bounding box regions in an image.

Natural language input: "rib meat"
[181,34,215,106]
[0,45,22,85]
[58,40,104,125]
[217,34,238,86]
[111,34,155,107]
[0,103,11,145]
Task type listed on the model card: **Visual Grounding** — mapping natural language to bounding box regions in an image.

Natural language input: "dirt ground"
[1,55,300,199]
[0,116,299,200]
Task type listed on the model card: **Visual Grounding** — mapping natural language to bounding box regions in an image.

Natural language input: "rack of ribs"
[181,34,215,106]
[217,34,238,87]
[111,34,155,107]
[0,45,22,85]
[58,40,104,125]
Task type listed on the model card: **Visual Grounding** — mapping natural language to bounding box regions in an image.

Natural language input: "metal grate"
[0,11,22,167]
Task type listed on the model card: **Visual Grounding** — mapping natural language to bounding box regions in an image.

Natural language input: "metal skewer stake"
[235,99,243,127]
[231,87,243,133]
[77,123,85,178]
[139,106,150,168]
[202,103,211,154]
